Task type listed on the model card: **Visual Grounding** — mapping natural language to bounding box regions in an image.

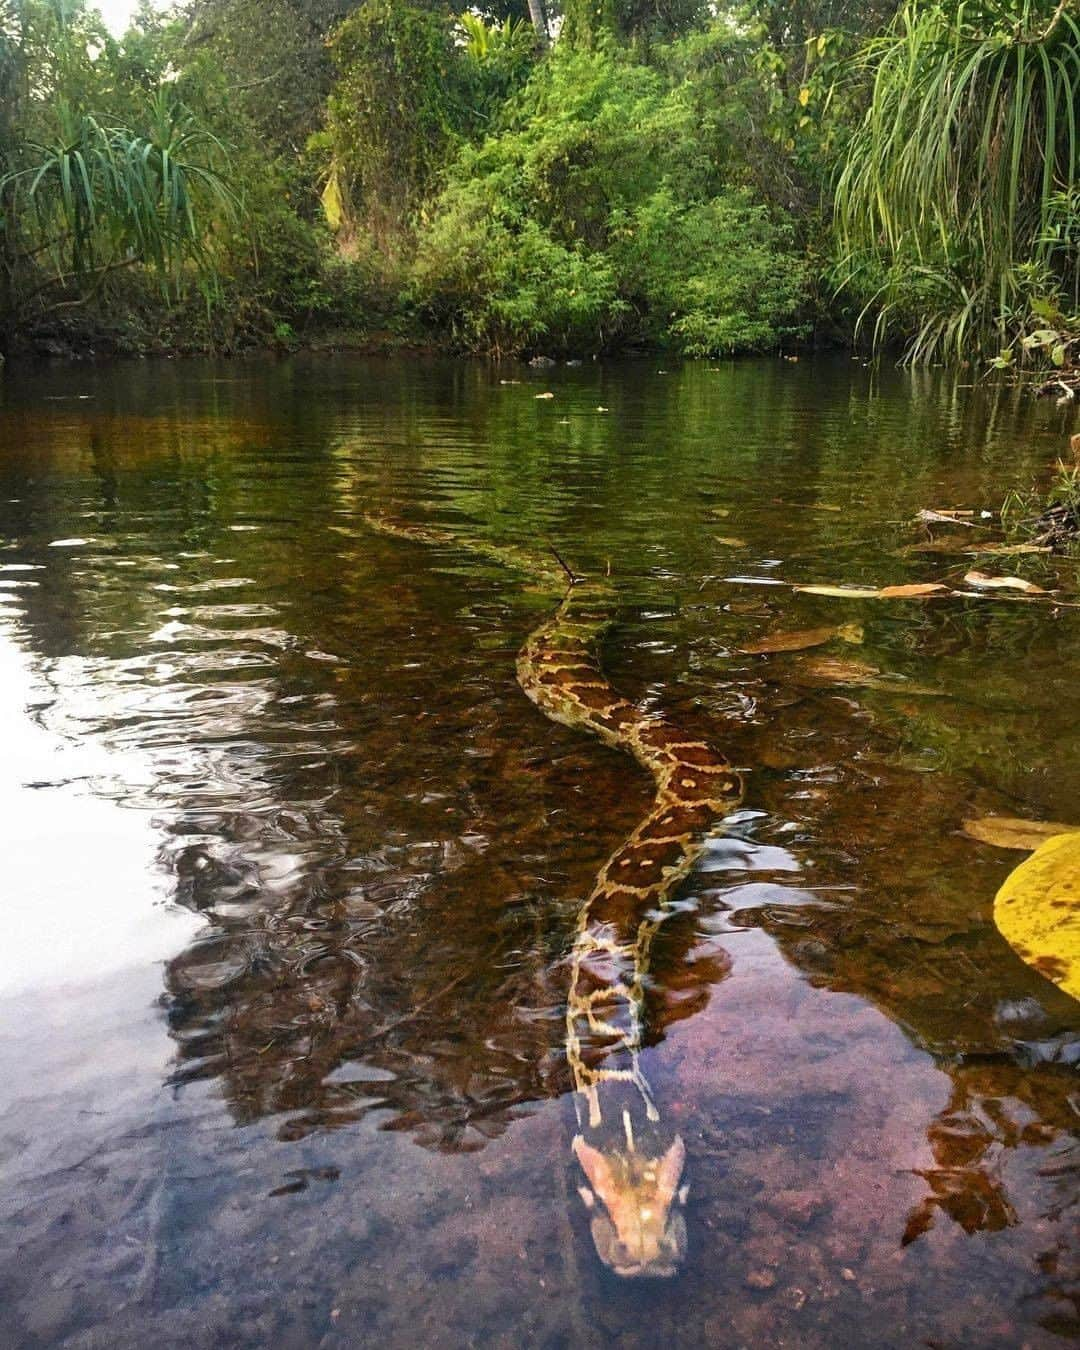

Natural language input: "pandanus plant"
[835,0,1080,362]
[2,87,240,314]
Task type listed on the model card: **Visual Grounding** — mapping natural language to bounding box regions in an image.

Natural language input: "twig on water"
[549,542,582,586]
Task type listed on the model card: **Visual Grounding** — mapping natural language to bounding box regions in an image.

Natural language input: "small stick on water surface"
[549,542,581,586]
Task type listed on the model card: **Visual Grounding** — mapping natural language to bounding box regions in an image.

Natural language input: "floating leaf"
[994,832,1080,1001]
[964,816,1080,851]
[877,583,950,598]
[724,600,773,616]
[795,582,948,600]
[963,570,1049,594]
[793,584,883,599]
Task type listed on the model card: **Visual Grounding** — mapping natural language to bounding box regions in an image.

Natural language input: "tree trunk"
[526,0,549,47]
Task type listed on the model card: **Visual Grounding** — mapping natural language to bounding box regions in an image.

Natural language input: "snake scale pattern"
[366,514,744,1277]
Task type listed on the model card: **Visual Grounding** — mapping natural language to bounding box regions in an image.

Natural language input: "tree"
[560,0,707,47]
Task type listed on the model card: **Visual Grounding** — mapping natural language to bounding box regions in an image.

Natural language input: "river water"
[0,354,1076,1347]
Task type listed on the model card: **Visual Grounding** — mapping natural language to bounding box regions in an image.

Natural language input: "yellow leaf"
[794,584,883,598]
[963,816,1079,851]
[876,582,950,598]
[994,832,1080,1000]
[320,169,345,232]
[798,86,811,106]
[963,570,1048,594]
[794,582,949,599]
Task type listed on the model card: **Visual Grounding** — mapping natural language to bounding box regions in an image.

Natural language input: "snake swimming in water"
[366,514,744,1277]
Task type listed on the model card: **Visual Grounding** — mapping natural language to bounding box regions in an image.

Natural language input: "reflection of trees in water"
[1,359,1075,1260]
[727,678,1080,1254]
[162,810,734,1152]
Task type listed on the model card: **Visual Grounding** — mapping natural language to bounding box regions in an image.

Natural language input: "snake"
[365,514,744,1277]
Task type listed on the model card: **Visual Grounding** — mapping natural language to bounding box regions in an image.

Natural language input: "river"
[0,353,1076,1347]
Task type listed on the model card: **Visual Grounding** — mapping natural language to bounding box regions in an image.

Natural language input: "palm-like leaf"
[3,87,239,300]
[835,0,1080,361]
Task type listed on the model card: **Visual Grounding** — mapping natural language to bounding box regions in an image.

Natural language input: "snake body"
[366,515,743,1276]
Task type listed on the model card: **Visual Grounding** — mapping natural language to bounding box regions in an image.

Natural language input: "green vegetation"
[0,0,1077,364]
[836,0,1080,363]
[410,45,808,354]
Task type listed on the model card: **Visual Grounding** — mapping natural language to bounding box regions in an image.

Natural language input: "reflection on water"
[0,355,1077,1346]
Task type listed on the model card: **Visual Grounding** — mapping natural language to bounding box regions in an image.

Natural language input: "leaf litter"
[963,816,1080,851]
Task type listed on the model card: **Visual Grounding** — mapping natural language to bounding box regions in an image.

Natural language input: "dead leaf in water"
[794,582,948,600]
[994,832,1080,1000]
[798,656,882,683]
[740,626,841,654]
[962,816,1079,851]
[724,599,773,616]
[796,658,940,694]
[793,584,884,599]
[739,623,864,654]
[877,582,950,598]
[963,570,1049,595]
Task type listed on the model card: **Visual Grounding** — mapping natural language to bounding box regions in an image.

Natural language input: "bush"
[410,44,809,355]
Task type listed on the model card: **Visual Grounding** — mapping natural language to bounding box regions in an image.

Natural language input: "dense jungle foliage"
[0,0,1077,364]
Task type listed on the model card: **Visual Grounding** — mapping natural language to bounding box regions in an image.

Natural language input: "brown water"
[0,354,1077,1348]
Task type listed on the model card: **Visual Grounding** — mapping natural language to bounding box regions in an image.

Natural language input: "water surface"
[0,355,1077,1347]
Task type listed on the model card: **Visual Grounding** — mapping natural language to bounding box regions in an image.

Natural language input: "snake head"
[573,1133,687,1277]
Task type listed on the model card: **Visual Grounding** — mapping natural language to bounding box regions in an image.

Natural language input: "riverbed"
[0,354,1076,1347]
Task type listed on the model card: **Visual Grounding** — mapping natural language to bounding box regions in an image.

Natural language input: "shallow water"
[0,354,1077,1348]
